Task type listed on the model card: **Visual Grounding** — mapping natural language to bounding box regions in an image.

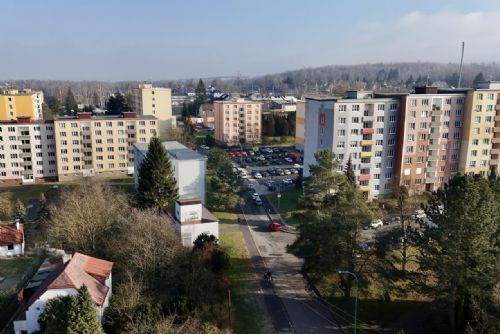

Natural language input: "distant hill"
[2,62,500,104]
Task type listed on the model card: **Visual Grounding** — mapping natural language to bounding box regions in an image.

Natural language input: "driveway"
[239,199,344,334]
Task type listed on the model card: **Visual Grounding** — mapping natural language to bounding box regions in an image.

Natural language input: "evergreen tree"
[344,155,356,187]
[137,137,178,212]
[195,79,207,106]
[473,72,486,85]
[67,286,104,334]
[419,175,499,333]
[106,93,129,115]
[92,92,100,107]
[405,75,415,87]
[38,193,50,222]
[14,198,26,223]
[264,115,275,136]
[64,88,78,114]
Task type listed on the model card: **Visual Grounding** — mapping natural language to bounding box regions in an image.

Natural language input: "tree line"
[291,149,499,334]
[262,113,295,137]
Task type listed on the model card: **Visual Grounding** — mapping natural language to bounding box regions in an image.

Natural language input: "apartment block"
[214,98,262,145]
[394,87,467,193]
[134,141,207,204]
[131,84,175,136]
[459,81,500,176]
[295,100,305,151]
[0,88,43,121]
[0,117,56,184]
[54,112,158,181]
[303,91,400,199]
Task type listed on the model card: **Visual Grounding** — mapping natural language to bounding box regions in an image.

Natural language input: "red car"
[235,152,242,157]
[268,221,282,232]
[241,151,248,157]
[228,152,235,158]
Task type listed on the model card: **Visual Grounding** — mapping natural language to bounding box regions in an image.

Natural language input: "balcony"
[429,131,440,139]
[361,140,374,146]
[495,104,500,111]
[358,174,371,181]
[431,110,441,117]
[431,119,441,127]
[361,128,374,135]
[428,155,439,161]
[360,162,372,169]
[360,151,373,158]
[20,152,31,158]
[20,144,31,149]
[492,137,500,144]
[495,115,500,122]
[83,147,93,152]
[426,166,437,173]
[495,127,500,133]
[429,144,440,150]
[18,135,31,140]
[491,148,500,155]
[20,161,32,167]
[126,129,136,134]
[425,176,436,183]
[22,169,33,175]
[490,158,500,165]
[363,115,374,122]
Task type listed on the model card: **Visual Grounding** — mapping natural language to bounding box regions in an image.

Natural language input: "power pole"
[458,41,465,88]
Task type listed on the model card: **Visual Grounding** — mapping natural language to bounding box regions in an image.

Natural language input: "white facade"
[0,243,24,256]
[134,141,207,204]
[174,200,219,247]
[303,92,400,199]
[0,121,57,184]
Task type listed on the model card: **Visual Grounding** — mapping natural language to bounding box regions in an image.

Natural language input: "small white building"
[0,222,24,256]
[14,252,113,334]
[133,141,207,204]
[173,198,219,247]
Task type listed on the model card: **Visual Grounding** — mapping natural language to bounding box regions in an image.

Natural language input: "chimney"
[122,112,137,118]
[77,112,92,119]
[16,221,20,231]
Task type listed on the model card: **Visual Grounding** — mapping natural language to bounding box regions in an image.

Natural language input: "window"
[410,111,416,118]
[385,172,393,179]
[350,141,358,148]
[352,105,360,111]
[420,122,428,129]
[474,116,481,123]
[409,123,416,130]
[339,117,346,124]
[376,116,384,122]
[407,134,415,141]
[338,129,345,137]
[472,128,480,135]
[339,105,347,111]
[389,115,396,122]
[376,128,384,134]
[351,129,359,135]
[410,99,417,107]
[422,99,429,106]
[405,157,412,164]
[376,140,383,146]
[377,104,385,111]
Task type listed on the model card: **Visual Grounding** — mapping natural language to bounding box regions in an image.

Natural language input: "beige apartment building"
[54,112,158,181]
[295,100,305,151]
[459,81,500,176]
[0,117,57,184]
[131,84,175,136]
[0,88,43,121]
[214,98,262,145]
[393,87,467,194]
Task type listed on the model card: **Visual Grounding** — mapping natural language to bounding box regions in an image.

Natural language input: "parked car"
[254,172,262,179]
[284,157,293,163]
[414,210,427,219]
[290,168,298,174]
[246,157,253,163]
[268,221,282,232]
[249,150,255,156]
[251,192,260,200]
[284,169,291,175]
[255,198,263,206]
[370,219,383,229]
[199,145,210,150]
[261,171,269,177]
[276,169,285,176]
[293,163,301,169]
[239,172,248,179]
[282,178,293,184]
[247,183,254,190]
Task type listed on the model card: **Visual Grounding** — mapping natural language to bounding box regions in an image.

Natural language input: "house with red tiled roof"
[0,222,24,256]
[13,252,113,334]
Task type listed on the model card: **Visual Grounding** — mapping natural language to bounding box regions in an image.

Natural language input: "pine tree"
[419,175,499,333]
[195,79,207,106]
[67,286,104,334]
[137,137,178,212]
[473,72,486,85]
[38,193,50,222]
[344,155,356,187]
[64,88,78,114]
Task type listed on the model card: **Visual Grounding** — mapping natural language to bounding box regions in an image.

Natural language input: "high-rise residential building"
[393,87,467,193]
[0,88,44,121]
[303,91,400,199]
[131,84,175,136]
[54,112,158,181]
[295,100,305,151]
[213,98,262,145]
[459,81,500,177]
[0,117,57,184]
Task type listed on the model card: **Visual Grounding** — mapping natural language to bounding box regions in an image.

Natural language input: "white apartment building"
[303,91,400,199]
[0,118,57,184]
[173,198,219,247]
[133,141,207,204]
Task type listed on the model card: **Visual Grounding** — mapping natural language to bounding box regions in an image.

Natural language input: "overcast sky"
[1,0,499,81]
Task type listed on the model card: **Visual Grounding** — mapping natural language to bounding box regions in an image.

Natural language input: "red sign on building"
[319,113,326,126]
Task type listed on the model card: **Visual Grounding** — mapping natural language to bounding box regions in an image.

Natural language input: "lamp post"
[338,270,359,334]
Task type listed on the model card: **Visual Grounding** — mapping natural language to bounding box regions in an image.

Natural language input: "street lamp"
[338,270,359,334]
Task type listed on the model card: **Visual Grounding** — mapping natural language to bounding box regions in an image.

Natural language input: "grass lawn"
[219,229,269,334]
[262,136,295,146]
[266,188,304,226]
[213,211,238,225]
[0,255,40,291]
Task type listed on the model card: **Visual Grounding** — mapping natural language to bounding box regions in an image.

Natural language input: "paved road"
[239,196,344,334]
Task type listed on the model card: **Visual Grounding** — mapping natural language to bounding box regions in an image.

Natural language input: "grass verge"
[266,188,303,226]
[219,229,267,334]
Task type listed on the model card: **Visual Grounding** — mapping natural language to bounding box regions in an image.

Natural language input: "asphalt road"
[239,198,344,334]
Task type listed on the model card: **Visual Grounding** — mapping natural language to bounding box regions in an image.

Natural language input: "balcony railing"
[358,174,371,181]
[361,128,374,135]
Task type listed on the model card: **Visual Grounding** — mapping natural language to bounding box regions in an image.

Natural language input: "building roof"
[0,223,24,245]
[201,206,218,223]
[25,253,113,308]
[54,114,157,121]
[134,141,205,161]
[177,198,202,205]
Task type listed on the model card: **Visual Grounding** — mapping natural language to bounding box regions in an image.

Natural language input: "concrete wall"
[179,222,219,247]
[0,243,23,256]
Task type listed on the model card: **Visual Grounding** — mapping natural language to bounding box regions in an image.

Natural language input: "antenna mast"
[458,41,465,88]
